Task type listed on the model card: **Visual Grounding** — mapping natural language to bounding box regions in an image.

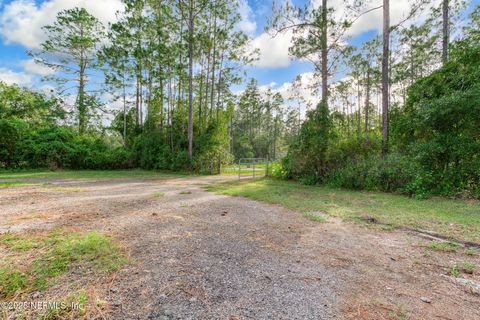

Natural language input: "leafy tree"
[32,7,104,133]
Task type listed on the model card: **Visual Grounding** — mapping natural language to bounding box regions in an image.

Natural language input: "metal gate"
[237,158,268,180]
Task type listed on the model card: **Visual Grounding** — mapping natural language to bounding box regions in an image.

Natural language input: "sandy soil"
[0,175,479,320]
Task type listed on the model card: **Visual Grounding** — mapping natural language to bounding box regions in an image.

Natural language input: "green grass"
[426,241,460,252]
[462,261,477,274]
[303,212,328,222]
[152,191,165,197]
[448,261,477,278]
[465,248,479,256]
[38,290,88,319]
[0,181,35,188]
[0,169,190,180]
[207,178,480,243]
[449,264,462,277]
[0,268,28,296]
[0,233,41,251]
[179,190,192,195]
[0,230,126,297]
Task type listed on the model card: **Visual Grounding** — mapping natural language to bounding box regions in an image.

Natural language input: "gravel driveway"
[1,175,479,319]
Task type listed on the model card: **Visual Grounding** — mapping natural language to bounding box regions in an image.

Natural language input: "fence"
[236,158,268,180]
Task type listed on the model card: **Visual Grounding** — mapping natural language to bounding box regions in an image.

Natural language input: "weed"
[0,181,34,188]
[465,248,479,256]
[449,264,461,277]
[0,268,28,296]
[388,306,408,320]
[152,191,165,197]
[303,212,327,222]
[38,290,88,320]
[461,262,477,274]
[0,233,40,251]
[426,241,460,252]
[0,230,127,296]
[179,191,192,195]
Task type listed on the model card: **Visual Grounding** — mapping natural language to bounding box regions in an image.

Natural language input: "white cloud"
[276,72,319,107]
[258,82,277,92]
[238,0,257,34]
[0,67,33,85]
[250,29,293,68]
[250,0,438,68]
[324,0,439,37]
[0,0,124,49]
[21,59,55,76]
[34,84,55,93]
[255,72,319,114]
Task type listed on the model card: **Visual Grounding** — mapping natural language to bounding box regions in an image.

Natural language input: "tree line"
[1,0,479,198]
[270,0,480,199]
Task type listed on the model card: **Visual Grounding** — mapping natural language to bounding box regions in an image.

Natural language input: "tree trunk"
[209,12,218,120]
[78,59,86,134]
[273,117,278,160]
[78,26,86,134]
[135,73,140,127]
[357,81,361,136]
[215,49,225,123]
[364,68,370,134]
[203,11,212,130]
[122,69,127,145]
[320,0,328,106]
[442,0,449,63]
[198,57,204,126]
[381,0,390,157]
[187,0,194,161]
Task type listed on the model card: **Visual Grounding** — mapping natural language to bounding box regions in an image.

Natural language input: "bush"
[0,120,134,170]
[324,154,429,197]
[0,119,28,168]
[285,102,332,181]
[133,130,189,171]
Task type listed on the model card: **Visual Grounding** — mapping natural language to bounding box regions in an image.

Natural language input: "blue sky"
[0,0,478,101]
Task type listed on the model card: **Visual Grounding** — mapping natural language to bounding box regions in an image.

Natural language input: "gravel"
[1,175,479,319]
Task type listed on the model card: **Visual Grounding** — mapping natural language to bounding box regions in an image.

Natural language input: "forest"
[0,0,479,199]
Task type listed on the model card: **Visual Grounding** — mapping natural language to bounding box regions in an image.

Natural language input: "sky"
[0,0,478,108]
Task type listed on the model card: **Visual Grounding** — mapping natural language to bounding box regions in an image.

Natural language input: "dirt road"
[1,175,479,319]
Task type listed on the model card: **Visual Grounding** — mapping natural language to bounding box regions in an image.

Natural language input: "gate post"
[266,156,269,177]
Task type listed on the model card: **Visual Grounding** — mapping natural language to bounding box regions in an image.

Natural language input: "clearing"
[0,171,479,319]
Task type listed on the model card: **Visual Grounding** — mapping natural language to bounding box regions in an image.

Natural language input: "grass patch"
[0,230,126,297]
[449,264,462,277]
[0,268,28,296]
[461,262,477,274]
[303,212,327,222]
[179,190,192,195]
[207,178,480,243]
[152,191,165,197]
[37,289,88,319]
[465,248,479,256]
[0,169,190,180]
[448,261,477,278]
[426,241,461,252]
[0,233,42,251]
[0,181,34,188]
